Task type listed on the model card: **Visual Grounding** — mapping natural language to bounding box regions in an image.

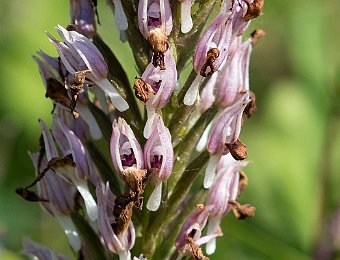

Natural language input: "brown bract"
[148,28,169,70]
[229,200,256,220]
[113,168,149,235]
[48,155,76,170]
[244,91,257,118]
[184,237,209,260]
[200,48,220,77]
[15,188,49,202]
[226,139,248,160]
[243,0,264,22]
[238,171,248,196]
[251,29,266,45]
[15,154,75,204]
[68,69,91,118]
[133,78,155,102]
[113,194,135,235]
[45,78,69,104]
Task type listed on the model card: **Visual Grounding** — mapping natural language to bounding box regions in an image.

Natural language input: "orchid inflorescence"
[18,0,264,259]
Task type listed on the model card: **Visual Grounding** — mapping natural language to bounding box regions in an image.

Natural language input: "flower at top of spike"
[144,115,173,211]
[183,8,234,106]
[70,0,96,38]
[46,25,129,112]
[138,0,173,69]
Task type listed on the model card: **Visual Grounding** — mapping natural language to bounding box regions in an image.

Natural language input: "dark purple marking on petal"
[151,155,163,169]
[121,149,137,167]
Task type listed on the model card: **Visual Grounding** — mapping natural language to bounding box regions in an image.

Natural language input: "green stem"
[168,107,217,193]
[71,212,108,260]
[168,70,197,145]
[85,141,123,196]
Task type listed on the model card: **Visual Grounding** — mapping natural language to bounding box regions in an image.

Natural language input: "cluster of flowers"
[18,0,264,259]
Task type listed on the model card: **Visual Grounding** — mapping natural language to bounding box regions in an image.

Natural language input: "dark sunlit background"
[0,0,339,259]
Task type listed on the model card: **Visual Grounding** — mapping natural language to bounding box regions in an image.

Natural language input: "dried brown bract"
[133,78,155,102]
[243,0,264,22]
[148,28,169,70]
[15,154,75,203]
[251,29,266,45]
[45,78,69,104]
[15,188,49,202]
[238,171,248,196]
[200,48,220,77]
[123,168,148,197]
[184,237,209,260]
[113,168,150,235]
[68,69,90,118]
[229,200,256,220]
[226,139,248,160]
[244,91,257,118]
[113,194,135,235]
[48,155,76,170]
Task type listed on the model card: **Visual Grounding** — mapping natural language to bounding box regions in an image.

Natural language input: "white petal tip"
[203,173,214,189]
[109,96,129,112]
[181,3,193,33]
[183,93,196,106]
[206,240,216,255]
[146,182,162,211]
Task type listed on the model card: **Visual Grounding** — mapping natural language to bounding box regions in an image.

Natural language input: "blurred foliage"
[0,0,339,259]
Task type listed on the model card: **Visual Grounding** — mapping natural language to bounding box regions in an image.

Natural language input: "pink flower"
[204,94,250,188]
[110,117,144,174]
[205,154,249,254]
[144,116,173,211]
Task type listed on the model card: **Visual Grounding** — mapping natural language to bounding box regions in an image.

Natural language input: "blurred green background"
[0,0,339,259]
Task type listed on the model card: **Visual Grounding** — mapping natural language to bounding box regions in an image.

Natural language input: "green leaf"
[86,141,123,196]
[71,212,108,260]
